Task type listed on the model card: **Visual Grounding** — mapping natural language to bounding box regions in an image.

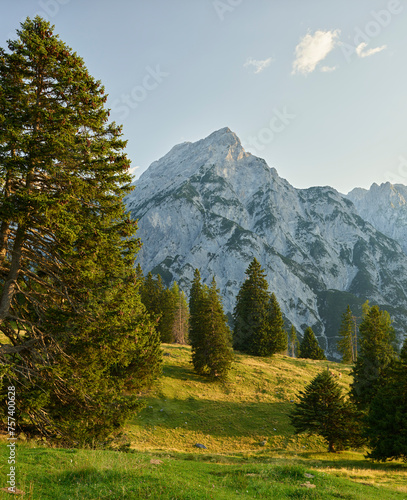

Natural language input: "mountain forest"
[0,17,406,499]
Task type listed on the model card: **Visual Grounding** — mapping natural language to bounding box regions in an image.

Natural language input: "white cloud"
[292,29,340,75]
[356,42,387,58]
[244,57,273,74]
[321,65,337,73]
[129,165,140,177]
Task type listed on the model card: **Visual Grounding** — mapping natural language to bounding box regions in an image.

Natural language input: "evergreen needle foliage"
[350,304,396,410]
[337,305,357,364]
[298,327,326,360]
[269,292,288,354]
[290,370,364,452]
[189,271,233,380]
[365,357,407,462]
[139,272,189,344]
[233,258,287,356]
[0,17,161,445]
[288,325,298,358]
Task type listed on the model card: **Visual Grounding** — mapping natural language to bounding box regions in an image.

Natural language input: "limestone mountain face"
[347,182,407,254]
[126,128,407,358]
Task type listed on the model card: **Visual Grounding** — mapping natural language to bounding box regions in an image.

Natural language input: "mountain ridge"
[127,128,407,358]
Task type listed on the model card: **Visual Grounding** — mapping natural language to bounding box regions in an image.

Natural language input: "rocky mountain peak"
[127,129,407,359]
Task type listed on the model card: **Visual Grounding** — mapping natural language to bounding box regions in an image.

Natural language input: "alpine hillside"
[126,128,407,358]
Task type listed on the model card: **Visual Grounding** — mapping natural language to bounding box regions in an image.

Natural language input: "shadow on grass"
[137,397,295,439]
[297,451,407,471]
[162,363,198,381]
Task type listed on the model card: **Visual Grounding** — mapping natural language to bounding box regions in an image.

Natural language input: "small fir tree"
[158,285,178,343]
[233,258,271,354]
[140,272,164,317]
[189,273,233,380]
[268,293,288,354]
[337,305,356,364]
[288,325,299,358]
[171,283,189,344]
[290,370,364,452]
[233,258,282,356]
[365,356,407,462]
[299,327,326,360]
[350,304,396,410]
[139,273,182,343]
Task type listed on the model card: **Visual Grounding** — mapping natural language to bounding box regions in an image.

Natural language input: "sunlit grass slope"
[1,344,406,499]
[127,344,353,454]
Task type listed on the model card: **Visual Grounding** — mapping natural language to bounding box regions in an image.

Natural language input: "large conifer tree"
[290,370,364,452]
[189,272,233,380]
[365,356,407,462]
[233,258,285,356]
[350,304,396,410]
[0,17,161,443]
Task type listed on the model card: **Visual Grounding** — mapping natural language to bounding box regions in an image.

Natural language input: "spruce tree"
[0,17,161,443]
[188,269,206,373]
[158,285,178,343]
[400,336,407,363]
[269,292,288,354]
[288,325,298,358]
[337,305,356,364]
[290,370,364,452]
[299,327,326,360]
[365,356,407,462]
[171,283,189,344]
[189,273,233,380]
[350,304,396,410]
[140,272,179,343]
[140,272,164,317]
[233,258,273,356]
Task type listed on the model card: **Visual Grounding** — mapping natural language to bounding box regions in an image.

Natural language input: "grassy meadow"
[1,344,406,499]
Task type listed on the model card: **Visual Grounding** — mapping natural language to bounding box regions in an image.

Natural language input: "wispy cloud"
[321,65,337,73]
[292,29,340,75]
[356,42,387,58]
[244,57,273,74]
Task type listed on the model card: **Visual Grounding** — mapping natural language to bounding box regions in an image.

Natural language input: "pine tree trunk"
[0,225,25,323]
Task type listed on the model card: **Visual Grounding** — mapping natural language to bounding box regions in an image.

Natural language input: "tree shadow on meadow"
[161,362,201,382]
[297,451,407,472]
[137,396,295,440]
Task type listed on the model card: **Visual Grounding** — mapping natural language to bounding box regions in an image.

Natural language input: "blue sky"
[1,0,407,193]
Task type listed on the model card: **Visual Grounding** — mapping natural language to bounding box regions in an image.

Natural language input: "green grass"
[127,345,353,454]
[1,344,406,499]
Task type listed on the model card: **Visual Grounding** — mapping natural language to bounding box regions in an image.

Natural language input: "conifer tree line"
[291,301,407,461]
[137,265,189,345]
